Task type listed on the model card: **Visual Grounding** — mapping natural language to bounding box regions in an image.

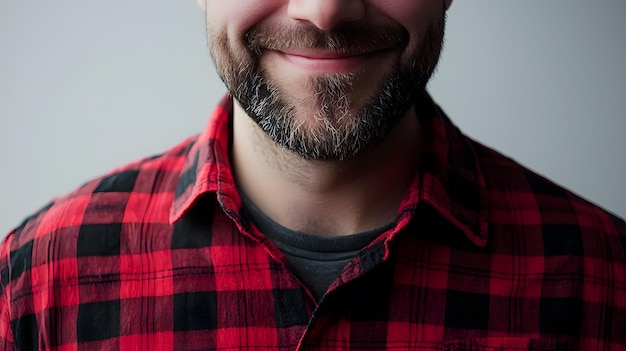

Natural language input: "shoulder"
[471,139,626,249]
[0,135,198,292]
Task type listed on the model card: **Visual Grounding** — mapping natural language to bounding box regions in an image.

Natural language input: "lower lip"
[277,51,386,73]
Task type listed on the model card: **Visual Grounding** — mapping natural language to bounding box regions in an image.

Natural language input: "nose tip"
[288,0,365,31]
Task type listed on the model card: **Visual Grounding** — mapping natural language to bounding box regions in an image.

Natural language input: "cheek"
[373,0,440,33]
[206,0,284,43]
[378,1,443,55]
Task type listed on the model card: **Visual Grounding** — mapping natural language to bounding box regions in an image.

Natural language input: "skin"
[199,0,453,236]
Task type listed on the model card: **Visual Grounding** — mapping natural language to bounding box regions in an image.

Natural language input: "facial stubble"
[208,16,446,161]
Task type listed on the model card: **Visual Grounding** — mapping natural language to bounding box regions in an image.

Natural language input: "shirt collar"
[170,95,235,223]
[409,92,489,248]
[170,93,488,248]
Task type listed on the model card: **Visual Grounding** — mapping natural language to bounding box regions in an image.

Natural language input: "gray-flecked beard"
[209,17,445,161]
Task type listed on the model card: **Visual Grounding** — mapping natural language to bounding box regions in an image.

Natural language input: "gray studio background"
[1,1,625,234]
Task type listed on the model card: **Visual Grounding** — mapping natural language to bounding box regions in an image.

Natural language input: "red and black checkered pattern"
[1,94,624,350]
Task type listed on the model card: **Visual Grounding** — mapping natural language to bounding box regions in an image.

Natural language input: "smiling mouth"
[272,49,392,73]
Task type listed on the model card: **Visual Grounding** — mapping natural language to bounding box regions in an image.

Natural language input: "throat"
[231,100,423,237]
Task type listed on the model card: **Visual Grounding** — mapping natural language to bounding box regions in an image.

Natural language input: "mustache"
[244,22,410,55]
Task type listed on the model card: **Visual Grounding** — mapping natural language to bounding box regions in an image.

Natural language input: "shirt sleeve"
[0,231,17,351]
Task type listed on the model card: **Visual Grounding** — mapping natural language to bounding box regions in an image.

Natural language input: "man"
[1,0,624,350]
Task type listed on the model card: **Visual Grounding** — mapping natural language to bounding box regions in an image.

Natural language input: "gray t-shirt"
[240,192,390,301]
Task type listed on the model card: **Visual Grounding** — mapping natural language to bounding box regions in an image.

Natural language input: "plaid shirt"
[1,93,625,351]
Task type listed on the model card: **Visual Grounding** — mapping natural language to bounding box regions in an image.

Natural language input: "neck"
[232,102,423,236]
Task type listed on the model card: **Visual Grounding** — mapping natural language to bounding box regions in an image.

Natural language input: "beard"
[208,15,446,161]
